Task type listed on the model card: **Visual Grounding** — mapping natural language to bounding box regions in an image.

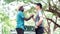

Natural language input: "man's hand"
[36,16,43,27]
[24,14,34,21]
[35,26,38,29]
[30,14,34,18]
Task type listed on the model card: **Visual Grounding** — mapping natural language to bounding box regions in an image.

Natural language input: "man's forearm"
[36,20,43,26]
[27,16,32,20]
[24,14,34,21]
[24,16,31,21]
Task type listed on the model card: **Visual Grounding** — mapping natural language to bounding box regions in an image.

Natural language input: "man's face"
[21,7,24,12]
[35,5,40,10]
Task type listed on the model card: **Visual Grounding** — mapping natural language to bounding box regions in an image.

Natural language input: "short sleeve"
[19,12,25,18]
[38,11,42,17]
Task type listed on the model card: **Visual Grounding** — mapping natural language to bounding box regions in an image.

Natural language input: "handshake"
[24,14,34,21]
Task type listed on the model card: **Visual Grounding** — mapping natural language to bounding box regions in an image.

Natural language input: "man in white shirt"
[32,3,44,34]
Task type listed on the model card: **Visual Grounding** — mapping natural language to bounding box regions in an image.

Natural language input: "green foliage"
[0,12,14,34]
[35,0,42,2]
[2,25,10,34]
[4,0,15,3]
[23,0,31,3]
[44,12,53,19]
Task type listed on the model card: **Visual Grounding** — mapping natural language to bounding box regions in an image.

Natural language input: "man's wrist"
[36,23,39,27]
[35,26,38,28]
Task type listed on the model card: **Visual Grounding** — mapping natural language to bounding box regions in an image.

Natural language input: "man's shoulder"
[18,11,23,14]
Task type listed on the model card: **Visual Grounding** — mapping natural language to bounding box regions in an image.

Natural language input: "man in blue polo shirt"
[16,6,34,34]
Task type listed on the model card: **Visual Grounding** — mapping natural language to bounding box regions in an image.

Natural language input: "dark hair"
[36,3,42,9]
[18,6,24,12]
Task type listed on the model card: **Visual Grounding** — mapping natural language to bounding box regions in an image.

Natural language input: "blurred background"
[0,0,60,34]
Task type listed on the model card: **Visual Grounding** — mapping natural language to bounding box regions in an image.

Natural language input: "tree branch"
[46,18,60,27]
